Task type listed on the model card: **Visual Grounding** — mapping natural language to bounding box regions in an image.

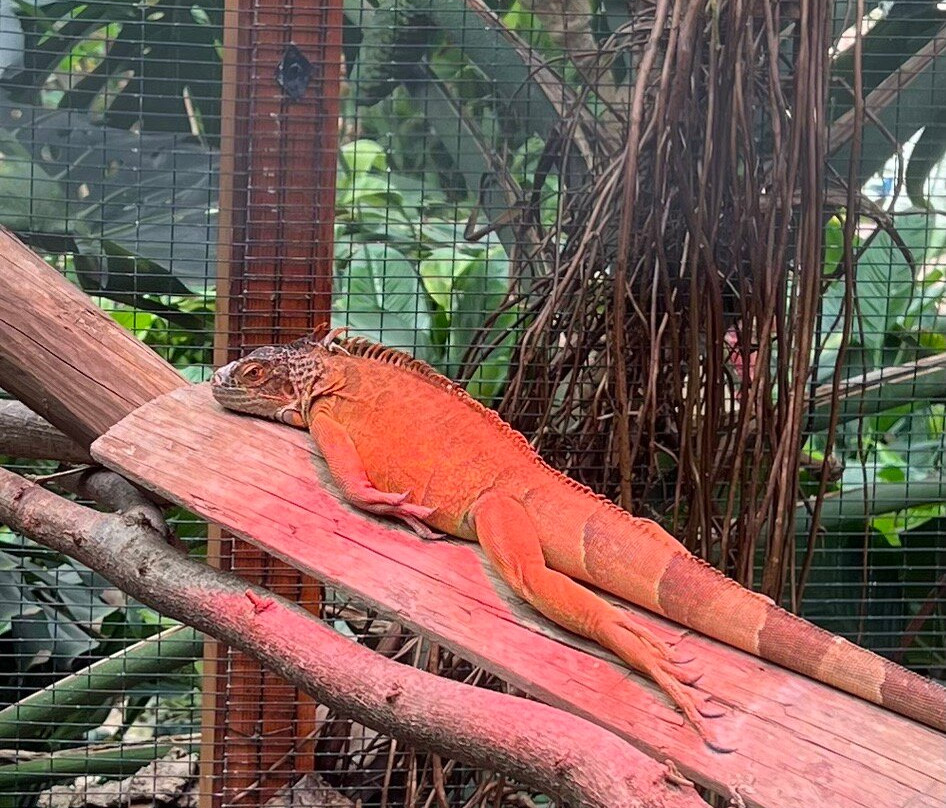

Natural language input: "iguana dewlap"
[211,331,946,748]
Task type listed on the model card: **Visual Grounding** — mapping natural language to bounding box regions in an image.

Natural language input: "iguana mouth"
[210,365,231,388]
[209,362,242,404]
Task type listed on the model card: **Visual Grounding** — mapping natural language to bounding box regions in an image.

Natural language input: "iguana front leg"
[471,491,730,750]
[308,412,442,538]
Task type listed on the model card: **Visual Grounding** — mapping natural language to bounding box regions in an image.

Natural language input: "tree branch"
[0,467,705,808]
[0,400,93,463]
[53,468,170,535]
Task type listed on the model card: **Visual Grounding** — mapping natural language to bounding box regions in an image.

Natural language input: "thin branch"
[829,23,946,154]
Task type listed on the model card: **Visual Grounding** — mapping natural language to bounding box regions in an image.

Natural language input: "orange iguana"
[211,330,946,748]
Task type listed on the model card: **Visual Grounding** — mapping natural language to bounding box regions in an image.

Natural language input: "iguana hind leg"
[309,412,442,538]
[471,491,730,749]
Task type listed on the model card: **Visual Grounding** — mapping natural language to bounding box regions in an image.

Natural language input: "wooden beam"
[0,228,185,447]
[93,384,946,808]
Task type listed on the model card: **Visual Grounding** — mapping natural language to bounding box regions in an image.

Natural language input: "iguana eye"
[241,364,264,382]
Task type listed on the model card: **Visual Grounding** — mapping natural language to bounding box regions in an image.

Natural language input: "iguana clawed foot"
[352,487,444,539]
[599,611,733,751]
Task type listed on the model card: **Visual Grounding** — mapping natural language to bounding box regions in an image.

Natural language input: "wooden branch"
[0,467,704,808]
[50,467,177,547]
[0,400,93,463]
[0,228,184,448]
[93,384,946,808]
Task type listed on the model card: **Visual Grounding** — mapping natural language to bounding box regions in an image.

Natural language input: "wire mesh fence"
[0,0,944,805]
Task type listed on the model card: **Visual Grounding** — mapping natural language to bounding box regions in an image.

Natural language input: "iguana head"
[211,329,347,427]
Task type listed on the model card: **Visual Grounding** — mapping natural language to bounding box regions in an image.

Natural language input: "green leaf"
[335,242,433,357]
[337,174,405,209]
[10,603,95,671]
[103,305,162,339]
[891,210,946,269]
[870,512,905,546]
[906,113,946,207]
[0,91,218,295]
[179,365,211,383]
[419,245,486,310]
[0,625,201,745]
[0,740,191,791]
[424,0,572,142]
[823,215,844,275]
[340,138,389,175]
[425,245,518,401]
[0,567,23,635]
[850,229,913,361]
[465,331,515,404]
[874,446,907,483]
[445,248,508,369]
[0,132,73,234]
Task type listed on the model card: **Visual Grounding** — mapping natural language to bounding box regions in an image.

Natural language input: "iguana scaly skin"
[211,330,946,748]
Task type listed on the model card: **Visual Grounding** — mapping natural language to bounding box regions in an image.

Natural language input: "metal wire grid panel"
[0,0,943,806]
[1,0,218,804]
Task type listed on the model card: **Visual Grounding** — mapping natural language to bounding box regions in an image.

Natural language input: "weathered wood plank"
[92,384,946,808]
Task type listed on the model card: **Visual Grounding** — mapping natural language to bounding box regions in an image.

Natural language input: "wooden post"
[203,0,343,804]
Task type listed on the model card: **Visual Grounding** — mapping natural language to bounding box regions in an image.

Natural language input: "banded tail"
[580,510,946,732]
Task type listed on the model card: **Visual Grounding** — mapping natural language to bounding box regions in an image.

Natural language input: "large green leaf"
[0,740,190,791]
[905,109,946,207]
[14,0,223,138]
[853,230,913,358]
[0,624,201,745]
[424,0,567,142]
[0,130,73,233]
[817,227,914,379]
[334,242,434,358]
[445,249,510,372]
[0,90,218,295]
[418,241,516,401]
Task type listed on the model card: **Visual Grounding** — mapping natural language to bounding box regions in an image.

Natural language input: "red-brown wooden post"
[201,0,343,804]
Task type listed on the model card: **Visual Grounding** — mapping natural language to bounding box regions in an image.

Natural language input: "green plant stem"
[795,480,946,535]
[0,625,202,743]
[0,736,197,791]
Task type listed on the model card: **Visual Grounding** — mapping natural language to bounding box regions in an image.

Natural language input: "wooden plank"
[92,385,946,808]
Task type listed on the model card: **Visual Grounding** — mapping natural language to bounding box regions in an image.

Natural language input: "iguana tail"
[580,511,946,732]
